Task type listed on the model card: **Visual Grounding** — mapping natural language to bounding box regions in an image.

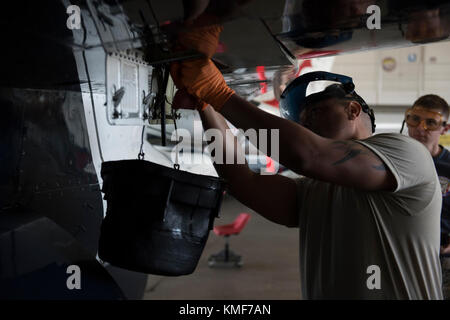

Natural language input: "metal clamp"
[112,85,125,119]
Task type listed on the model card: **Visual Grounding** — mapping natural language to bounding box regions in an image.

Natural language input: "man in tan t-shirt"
[169,21,443,299]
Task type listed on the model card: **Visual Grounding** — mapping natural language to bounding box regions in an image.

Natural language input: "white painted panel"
[423,41,450,102]
[378,47,422,105]
[331,42,450,106]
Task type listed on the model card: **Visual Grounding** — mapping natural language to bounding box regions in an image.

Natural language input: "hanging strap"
[172,101,180,170]
[138,125,145,160]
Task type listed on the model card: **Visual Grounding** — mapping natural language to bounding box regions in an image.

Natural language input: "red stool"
[208,213,251,268]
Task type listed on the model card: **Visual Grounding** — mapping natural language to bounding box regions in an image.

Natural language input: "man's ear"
[347,101,362,120]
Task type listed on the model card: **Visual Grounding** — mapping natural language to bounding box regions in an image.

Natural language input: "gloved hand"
[178,58,235,111]
[170,17,235,111]
[169,13,223,90]
[178,22,223,59]
[172,87,206,110]
[171,59,234,111]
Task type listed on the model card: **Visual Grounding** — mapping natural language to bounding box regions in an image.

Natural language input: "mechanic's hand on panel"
[172,87,205,110]
[178,20,223,58]
[177,58,234,110]
[170,16,235,112]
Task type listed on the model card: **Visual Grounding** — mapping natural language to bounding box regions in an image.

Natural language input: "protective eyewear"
[404,107,446,131]
[279,71,376,133]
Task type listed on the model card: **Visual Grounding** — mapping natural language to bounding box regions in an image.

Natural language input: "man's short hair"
[413,94,449,119]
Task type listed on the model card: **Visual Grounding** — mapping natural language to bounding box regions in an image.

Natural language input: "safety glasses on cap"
[404,106,446,131]
[279,71,376,133]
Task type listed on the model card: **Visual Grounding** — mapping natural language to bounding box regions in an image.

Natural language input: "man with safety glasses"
[403,94,450,298]
[170,21,443,299]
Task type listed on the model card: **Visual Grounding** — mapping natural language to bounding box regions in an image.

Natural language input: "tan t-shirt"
[295,133,443,299]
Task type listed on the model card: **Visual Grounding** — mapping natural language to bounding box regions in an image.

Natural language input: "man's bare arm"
[219,94,396,191]
[200,105,299,227]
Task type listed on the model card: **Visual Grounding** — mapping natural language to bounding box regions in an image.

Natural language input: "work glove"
[179,20,223,59]
[172,87,206,110]
[170,16,235,111]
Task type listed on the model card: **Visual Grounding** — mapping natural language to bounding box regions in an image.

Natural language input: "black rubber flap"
[98,160,226,276]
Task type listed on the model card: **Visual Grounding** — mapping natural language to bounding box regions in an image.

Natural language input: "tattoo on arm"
[331,140,386,171]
